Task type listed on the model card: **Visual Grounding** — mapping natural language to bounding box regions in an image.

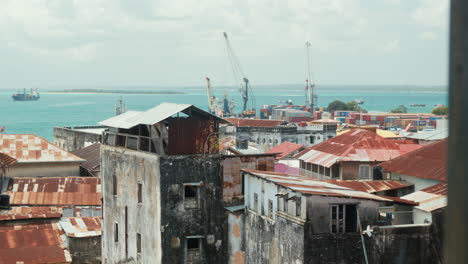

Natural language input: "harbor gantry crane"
[223,32,256,117]
[305,41,315,115]
[205,77,218,114]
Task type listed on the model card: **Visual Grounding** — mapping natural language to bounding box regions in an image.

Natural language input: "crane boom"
[223,32,255,116]
[205,77,217,114]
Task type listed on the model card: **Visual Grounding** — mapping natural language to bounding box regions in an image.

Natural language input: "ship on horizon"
[12,88,40,101]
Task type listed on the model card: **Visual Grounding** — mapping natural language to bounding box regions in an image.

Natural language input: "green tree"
[432,106,448,115]
[327,100,349,112]
[390,105,408,113]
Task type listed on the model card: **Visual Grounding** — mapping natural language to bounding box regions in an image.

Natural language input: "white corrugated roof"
[401,190,446,212]
[405,128,448,141]
[99,103,226,129]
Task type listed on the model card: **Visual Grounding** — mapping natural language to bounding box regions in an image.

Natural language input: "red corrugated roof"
[0,152,17,167]
[0,134,83,163]
[0,222,71,263]
[265,142,304,160]
[420,182,447,195]
[377,195,419,206]
[379,139,447,181]
[296,129,422,167]
[225,118,285,127]
[7,177,101,206]
[0,206,62,221]
[324,180,411,193]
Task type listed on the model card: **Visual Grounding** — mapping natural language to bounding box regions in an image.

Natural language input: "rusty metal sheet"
[420,182,447,195]
[59,217,102,238]
[243,169,390,202]
[296,129,422,167]
[0,222,72,263]
[265,142,304,160]
[0,206,62,221]
[71,143,101,175]
[0,134,84,163]
[379,139,447,181]
[324,179,412,193]
[7,177,101,206]
[0,153,17,167]
[225,118,285,127]
[168,117,219,155]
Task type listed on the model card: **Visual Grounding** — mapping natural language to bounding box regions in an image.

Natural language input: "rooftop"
[404,128,448,141]
[0,206,62,221]
[71,143,101,176]
[243,169,390,202]
[0,134,83,163]
[99,103,227,129]
[379,139,447,182]
[323,179,412,193]
[401,183,447,212]
[0,222,71,264]
[295,129,422,167]
[338,128,402,139]
[7,177,102,206]
[225,118,286,127]
[265,142,304,160]
[59,217,102,238]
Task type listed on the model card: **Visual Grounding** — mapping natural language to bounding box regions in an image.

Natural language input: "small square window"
[185,186,198,198]
[187,238,200,250]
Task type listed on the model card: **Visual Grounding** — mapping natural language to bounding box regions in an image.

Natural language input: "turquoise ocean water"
[0,85,447,141]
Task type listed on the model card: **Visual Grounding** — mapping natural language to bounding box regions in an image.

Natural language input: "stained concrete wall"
[101,145,161,264]
[388,173,441,191]
[68,236,101,264]
[305,196,380,234]
[340,161,379,180]
[227,212,245,264]
[245,210,279,264]
[54,127,104,152]
[8,162,81,177]
[159,155,226,264]
[276,213,305,264]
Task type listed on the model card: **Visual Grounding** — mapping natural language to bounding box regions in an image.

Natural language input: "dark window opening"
[114,223,118,243]
[296,199,301,217]
[125,207,128,257]
[113,175,118,196]
[116,135,126,147]
[283,197,288,212]
[268,199,273,218]
[137,233,141,254]
[138,183,142,203]
[310,136,315,144]
[140,137,149,151]
[253,193,258,211]
[187,238,200,250]
[331,204,357,233]
[184,185,199,209]
[185,185,197,198]
[127,137,138,150]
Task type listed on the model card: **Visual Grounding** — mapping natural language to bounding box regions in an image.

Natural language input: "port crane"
[205,77,218,114]
[204,77,235,117]
[223,32,256,117]
[305,41,315,114]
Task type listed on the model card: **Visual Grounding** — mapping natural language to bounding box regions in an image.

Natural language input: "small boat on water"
[410,103,426,107]
[12,88,40,101]
[354,99,364,104]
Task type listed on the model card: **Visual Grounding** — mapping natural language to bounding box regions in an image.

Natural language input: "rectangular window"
[114,223,119,243]
[359,165,371,179]
[268,199,273,218]
[113,174,118,196]
[253,193,258,212]
[137,233,141,254]
[330,204,357,233]
[283,197,288,213]
[138,183,142,203]
[186,237,202,262]
[184,185,199,209]
[296,198,301,217]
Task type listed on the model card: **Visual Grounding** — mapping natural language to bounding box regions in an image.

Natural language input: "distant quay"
[45,89,184,95]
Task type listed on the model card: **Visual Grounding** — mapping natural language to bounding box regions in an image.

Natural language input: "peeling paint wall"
[276,214,305,263]
[245,210,279,264]
[101,145,161,264]
[223,155,275,204]
[8,162,81,177]
[68,236,101,263]
[227,212,245,264]
[54,127,103,152]
[159,155,226,264]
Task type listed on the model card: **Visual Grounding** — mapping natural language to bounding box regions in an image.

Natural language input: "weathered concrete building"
[54,126,106,152]
[100,103,229,264]
[0,134,84,177]
[242,169,388,263]
[222,118,337,151]
[296,129,421,180]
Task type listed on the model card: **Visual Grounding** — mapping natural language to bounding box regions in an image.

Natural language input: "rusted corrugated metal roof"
[99,103,227,129]
[0,222,72,263]
[379,139,447,181]
[225,118,286,127]
[377,195,419,206]
[7,177,101,206]
[0,152,17,167]
[324,179,412,193]
[309,118,341,124]
[0,134,84,163]
[71,143,101,175]
[0,206,62,221]
[295,129,422,167]
[59,217,102,238]
[401,183,447,212]
[243,169,390,202]
[265,142,304,160]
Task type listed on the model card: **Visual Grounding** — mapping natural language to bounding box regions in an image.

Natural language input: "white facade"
[388,173,441,191]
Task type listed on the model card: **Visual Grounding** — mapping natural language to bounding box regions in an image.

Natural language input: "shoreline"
[43,91,185,95]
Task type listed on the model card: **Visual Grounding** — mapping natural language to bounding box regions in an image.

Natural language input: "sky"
[0,0,449,89]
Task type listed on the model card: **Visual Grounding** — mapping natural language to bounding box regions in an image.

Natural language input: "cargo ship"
[12,89,40,101]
